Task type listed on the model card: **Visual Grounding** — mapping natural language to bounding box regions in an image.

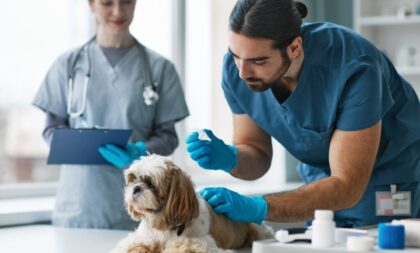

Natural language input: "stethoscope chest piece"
[143,83,159,106]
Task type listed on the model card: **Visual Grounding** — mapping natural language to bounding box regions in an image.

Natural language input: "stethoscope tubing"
[67,36,158,118]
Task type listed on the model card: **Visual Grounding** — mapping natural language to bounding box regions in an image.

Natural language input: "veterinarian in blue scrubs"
[33,0,189,229]
[186,0,420,227]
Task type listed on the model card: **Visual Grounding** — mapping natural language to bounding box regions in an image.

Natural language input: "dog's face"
[124,155,199,230]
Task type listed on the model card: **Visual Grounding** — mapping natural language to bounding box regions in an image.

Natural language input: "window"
[184,0,285,192]
[0,0,91,190]
[131,0,173,61]
[0,0,175,196]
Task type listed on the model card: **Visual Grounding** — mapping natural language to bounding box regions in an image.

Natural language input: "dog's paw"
[163,236,224,253]
[127,243,162,253]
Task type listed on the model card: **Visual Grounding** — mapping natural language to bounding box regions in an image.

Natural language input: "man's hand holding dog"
[199,187,268,224]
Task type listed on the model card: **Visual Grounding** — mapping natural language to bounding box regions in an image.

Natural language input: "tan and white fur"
[111,154,273,253]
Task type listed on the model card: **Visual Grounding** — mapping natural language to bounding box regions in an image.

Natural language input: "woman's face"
[89,0,137,35]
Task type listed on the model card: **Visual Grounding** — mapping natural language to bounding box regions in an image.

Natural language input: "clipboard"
[47,128,132,165]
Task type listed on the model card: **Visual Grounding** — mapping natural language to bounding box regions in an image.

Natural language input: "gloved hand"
[98,142,147,169]
[199,187,268,224]
[186,129,238,172]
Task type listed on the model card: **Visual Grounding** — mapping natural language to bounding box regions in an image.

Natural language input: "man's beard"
[245,56,292,92]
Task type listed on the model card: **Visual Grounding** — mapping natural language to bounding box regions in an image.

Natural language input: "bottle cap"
[347,236,374,252]
[335,228,368,244]
[378,223,405,249]
[314,210,333,220]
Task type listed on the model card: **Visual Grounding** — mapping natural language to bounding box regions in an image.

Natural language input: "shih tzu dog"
[111,154,273,253]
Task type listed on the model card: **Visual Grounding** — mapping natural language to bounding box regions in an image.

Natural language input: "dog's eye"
[143,177,155,190]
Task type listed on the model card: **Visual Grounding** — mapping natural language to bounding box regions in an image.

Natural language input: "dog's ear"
[154,162,199,230]
[125,201,143,221]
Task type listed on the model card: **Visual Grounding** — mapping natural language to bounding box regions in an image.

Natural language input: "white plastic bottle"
[311,210,335,247]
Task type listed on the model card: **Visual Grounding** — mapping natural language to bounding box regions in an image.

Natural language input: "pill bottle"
[312,210,335,247]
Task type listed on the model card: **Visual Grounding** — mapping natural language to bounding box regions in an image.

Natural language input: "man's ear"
[287,36,303,59]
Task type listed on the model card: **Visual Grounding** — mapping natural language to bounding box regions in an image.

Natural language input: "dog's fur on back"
[111,155,273,253]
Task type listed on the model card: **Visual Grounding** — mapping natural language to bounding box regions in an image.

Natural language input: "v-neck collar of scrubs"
[99,46,132,68]
[92,42,137,75]
[267,60,310,113]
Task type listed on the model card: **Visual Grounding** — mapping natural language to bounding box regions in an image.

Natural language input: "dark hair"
[229,0,308,50]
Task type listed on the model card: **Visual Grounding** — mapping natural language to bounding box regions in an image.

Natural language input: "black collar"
[172,223,185,236]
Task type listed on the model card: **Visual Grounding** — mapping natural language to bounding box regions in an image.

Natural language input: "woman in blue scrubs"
[186,0,420,227]
[33,0,189,229]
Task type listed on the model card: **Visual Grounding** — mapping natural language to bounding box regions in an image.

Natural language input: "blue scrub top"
[222,22,420,227]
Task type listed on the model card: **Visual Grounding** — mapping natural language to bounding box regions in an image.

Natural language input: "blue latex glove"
[199,187,268,224]
[186,129,238,172]
[98,142,147,169]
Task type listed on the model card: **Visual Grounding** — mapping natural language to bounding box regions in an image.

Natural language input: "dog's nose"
[133,185,141,195]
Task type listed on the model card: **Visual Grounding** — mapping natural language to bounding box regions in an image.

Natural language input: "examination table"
[1,225,419,252]
[0,225,251,253]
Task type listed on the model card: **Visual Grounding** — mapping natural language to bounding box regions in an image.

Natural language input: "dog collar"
[173,223,185,236]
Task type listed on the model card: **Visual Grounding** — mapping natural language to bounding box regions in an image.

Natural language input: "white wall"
[0,0,91,107]
[131,0,172,60]
[185,0,286,190]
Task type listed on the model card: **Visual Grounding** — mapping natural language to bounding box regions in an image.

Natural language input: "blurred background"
[0,0,419,201]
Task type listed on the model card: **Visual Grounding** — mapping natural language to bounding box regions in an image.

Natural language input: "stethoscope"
[67,36,159,119]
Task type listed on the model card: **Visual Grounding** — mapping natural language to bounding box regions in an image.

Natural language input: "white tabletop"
[0,225,128,253]
[5,225,418,253]
[252,228,420,253]
[252,240,420,253]
[0,225,252,253]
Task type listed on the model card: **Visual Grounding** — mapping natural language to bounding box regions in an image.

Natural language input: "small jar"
[312,210,336,247]
[396,4,413,18]
[396,47,411,67]
[408,47,416,66]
